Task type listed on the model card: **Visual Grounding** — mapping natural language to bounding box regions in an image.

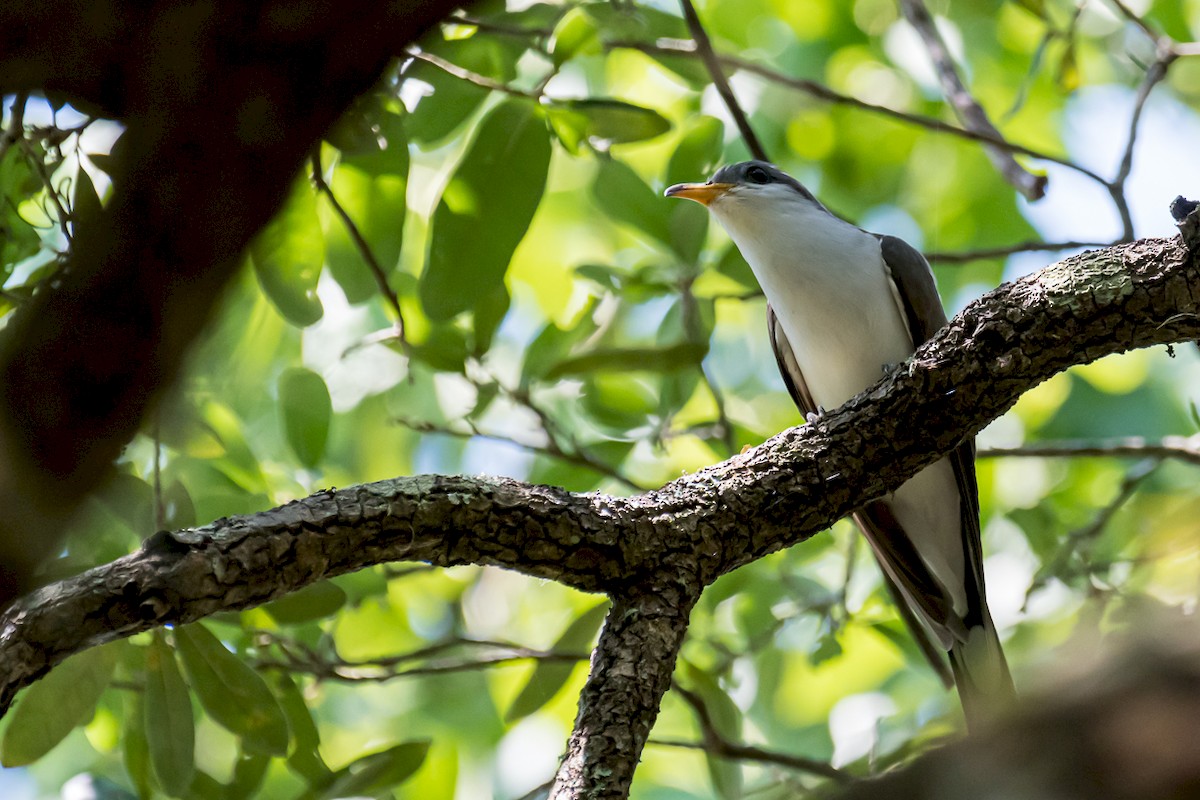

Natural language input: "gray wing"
[877,234,992,634]
[767,297,954,686]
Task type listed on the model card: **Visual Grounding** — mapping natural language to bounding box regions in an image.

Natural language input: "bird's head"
[664,160,823,216]
[665,161,830,247]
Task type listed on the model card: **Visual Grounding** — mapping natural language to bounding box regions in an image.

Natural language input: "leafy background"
[2,0,1200,797]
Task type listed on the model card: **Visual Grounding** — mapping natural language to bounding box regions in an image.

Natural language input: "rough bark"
[0,232,1197,799]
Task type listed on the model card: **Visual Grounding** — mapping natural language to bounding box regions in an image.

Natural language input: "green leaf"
[667,116,725,188]
[506,602,608,722]
[545,342,708,379]
[226,752,270,800]
[263,580,347,624]
[420,100,550,321]
[682,664,743,800]
[250,177,325,327]
[174,624,289,756]
[714,243,759,291]
[406,37,524,145]
[592,158,672,246]
[545,99,671,146]
[274,673,332,786]
[278,367,332,468]
[1057,43,1080,93]
[323,114,409,304]
[0,146,41,270]
[145,634,194,797]
[520,300,600,388]
[550,7,602,66]
[472,284,510,356]
[319,741,431,798]
[0,642,120,766]
[123,692,152,800]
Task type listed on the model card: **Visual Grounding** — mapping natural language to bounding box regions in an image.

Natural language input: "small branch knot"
[1170,195,1200,251]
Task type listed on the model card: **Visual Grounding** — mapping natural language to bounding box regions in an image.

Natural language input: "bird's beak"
[664,182,734,206]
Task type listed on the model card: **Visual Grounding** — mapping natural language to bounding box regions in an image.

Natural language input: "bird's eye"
[746,166,771,185]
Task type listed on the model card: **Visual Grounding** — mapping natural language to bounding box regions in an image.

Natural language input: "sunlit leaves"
[318,741,431,798]
[592,157,673,247]
[550,6,602,66]
[420,99,550,322]
[263,580,347,624]
[0,143,40,270]
[173,623,289,756]
[250,177,324,327]
[546,99,671,152]
[546,342,708,379]
[321,113,408,304]
[144,634,194,797]
[278,367,332,468]
[0,643,120,766]
[406,38,525,146]
[506,602,609,722]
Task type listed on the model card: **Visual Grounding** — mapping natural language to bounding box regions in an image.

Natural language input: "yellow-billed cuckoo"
[666,161,1014,728]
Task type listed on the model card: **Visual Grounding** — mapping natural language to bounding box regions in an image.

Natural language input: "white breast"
[710,188,913,410]
[709,185,968,614]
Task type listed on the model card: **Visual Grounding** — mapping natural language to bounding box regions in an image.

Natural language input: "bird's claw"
[805,407,826,424]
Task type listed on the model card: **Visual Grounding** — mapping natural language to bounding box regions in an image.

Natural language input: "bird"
[666,160,1014,729]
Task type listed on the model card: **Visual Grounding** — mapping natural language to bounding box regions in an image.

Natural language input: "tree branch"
[1,233,1198,797]
[550,590,697,799]
[899,0,1047,200]
[676,0,769,162]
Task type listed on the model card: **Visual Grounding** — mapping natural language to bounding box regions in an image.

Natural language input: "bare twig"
[1109,49,1176,240]
[407,48,541,99]
[254,631,589,682]
[677,0,768,162]
[0,93,28,166]
[310,149,409,351]
[18,137,72,246]
[980,434,1200,467]
[670,683,847,780]
[1027,458,1161,597]
[900,0,1047,200]
[926,239,1111,264]
[614,39,1108,185]
[395,414,649,493]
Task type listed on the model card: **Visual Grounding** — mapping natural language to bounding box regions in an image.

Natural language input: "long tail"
[948,617,1015,732]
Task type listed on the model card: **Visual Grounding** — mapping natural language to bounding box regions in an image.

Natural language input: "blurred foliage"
[2,0,1200,797]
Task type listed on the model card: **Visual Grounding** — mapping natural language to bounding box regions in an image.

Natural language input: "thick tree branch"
[1,235,1196,728]
[550,591,697,799]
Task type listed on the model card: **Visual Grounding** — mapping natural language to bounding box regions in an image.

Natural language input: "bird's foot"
[805,407,826,424]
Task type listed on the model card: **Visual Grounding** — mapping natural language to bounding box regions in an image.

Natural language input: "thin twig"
[1109,49,1176,240]
[1026,458,1161,598]
[0,93,28,166]
[677,0,768,162]
[452,12,556,41]
[310,149,409,352]
[669,683,847,780]
[1107,0,1159,41]
[396,414,649,493]
[679,274,736,455]
[926,239,1111,263]
[19,138,72,246]
[900,0,1047,200]
[980,434,1200,466]
[614,39,1108,185]
[407,48,540,99]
